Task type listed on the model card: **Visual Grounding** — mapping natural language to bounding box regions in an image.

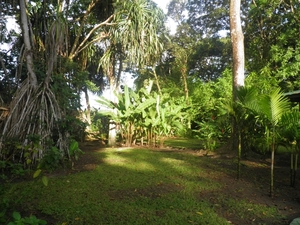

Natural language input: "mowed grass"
[164,138,204,149]
[1,146,283,225]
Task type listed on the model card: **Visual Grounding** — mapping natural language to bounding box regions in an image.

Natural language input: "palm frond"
[259,88,290,125]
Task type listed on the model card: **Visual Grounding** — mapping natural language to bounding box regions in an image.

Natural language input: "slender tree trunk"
[237,127,241,179]
[291,153,298,187]
[230,0,245,180]
[270,143,275,196]
[151,67,162,96]
[181,66,191,129]
[270,128,276,197]
[291,153,294,187]
[294,154,298,187]
[84,87,91,131]
[181,67,189,104]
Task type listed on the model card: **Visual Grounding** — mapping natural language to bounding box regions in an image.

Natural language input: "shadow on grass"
[1,143,298,225]
[164,138,204,150]
[197,152,300,225]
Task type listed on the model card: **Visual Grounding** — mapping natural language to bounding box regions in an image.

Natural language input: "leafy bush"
[7,212,47,225]
[39,147,63,171]
[69,139,84,162]
[194,119,222,152]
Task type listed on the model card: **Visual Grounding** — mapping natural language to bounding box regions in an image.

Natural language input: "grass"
[1,145,284,225]
[164,138,204,149]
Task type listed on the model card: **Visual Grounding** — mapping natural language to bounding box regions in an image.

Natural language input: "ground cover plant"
[1,140,299,225]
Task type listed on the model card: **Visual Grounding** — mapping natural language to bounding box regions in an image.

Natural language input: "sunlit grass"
[1,147,285,225]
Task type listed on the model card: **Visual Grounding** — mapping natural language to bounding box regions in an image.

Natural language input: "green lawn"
[1,146,283,225]
[164,138,204,149]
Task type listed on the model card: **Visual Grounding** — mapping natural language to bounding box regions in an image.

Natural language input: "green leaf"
[40,219,47,225]
[42,176,49,186]
[12,211,21,220]
[33,169,42,178]
[70,140,78,152]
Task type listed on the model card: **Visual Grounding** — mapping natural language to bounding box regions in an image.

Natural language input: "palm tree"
[223,86,258,179]
[254,88,290,196]
[280,110,300,187]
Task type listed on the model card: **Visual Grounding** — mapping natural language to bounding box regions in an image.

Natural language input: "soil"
[72,141,300,225]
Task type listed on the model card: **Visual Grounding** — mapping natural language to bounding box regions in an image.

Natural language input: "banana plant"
[97,83,189,147]
[97,85,156,146]
[155,96,188,147]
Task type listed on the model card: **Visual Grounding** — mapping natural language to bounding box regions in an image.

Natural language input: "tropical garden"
[1,0,300,224]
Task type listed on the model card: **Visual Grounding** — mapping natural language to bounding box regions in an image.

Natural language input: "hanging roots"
[0,79,69,164]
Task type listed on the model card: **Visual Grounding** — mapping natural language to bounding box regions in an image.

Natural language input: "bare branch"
[69,14,114,60]
[69,0,99,59]
[74,32,109,56]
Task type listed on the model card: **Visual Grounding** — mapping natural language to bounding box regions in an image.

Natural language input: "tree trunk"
[291,153,298,187]
[151,67,162,96]
[237,127,241,179]
[269,127,276,197]
[230,0,245,97]
[83,87,91,131]
[19,0,37,87]
[181,66,191,129]
[270,145,275,196]
[107,56,118,147]
[230,0,245,180]
[295,154,298,187]
[291,153,294,187]
[108,120,117,147]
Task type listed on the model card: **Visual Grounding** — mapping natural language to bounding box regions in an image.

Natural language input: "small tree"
[254,88,290,196]
[223,86,258,179]
[280,109,300,187]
